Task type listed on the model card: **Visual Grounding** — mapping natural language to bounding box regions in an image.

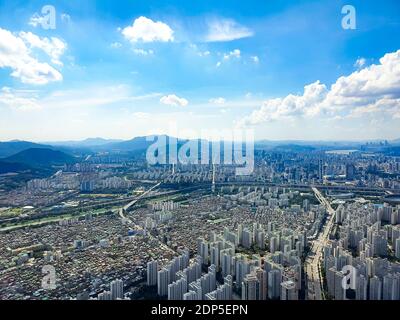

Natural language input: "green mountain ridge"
[3,148,76,168]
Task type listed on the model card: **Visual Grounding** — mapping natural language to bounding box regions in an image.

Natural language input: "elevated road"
[118,181,162,223]
[118,181,177,255]
[305,187,336,300]
[162,180,395,195]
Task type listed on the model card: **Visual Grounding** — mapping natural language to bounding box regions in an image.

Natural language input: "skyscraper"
[157,268,171,297]
[256,230,265,250]
[395,238,400,259]
[242,229,253,249]
[183,291,199,300]
[168,276,188,300]
[255,267,267,300]
[383,274,400,300]
[110,279,123,300]
[345,163,356,179]
[220,250,233,277]
[369,276,382,300]
[281,280,298,300]
[268,269,282,300]
[198,238,209,265]
[188,281,202,300]
[98,291,112,300]
[147,260,158,286]
[242,274,259,300]
[210,245,220,270]
[318,159,324,181]
[356,275,368,300]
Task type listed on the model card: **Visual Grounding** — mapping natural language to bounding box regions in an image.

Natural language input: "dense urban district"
[0,138,399,300]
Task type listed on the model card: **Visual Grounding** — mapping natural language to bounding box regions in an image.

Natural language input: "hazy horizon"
[1,135,399,145]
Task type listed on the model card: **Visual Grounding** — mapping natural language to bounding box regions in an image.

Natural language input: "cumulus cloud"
[205,18,253,42]
[239,81,328,126]
[239,50,400,127]
[19,31,67,66]
[0,28,63,85]
[122,16,174,43]
[209,97,226,105]
[160,94,188,107]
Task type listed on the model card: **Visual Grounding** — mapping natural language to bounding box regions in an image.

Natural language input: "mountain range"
[4,148,76,167]
[0,141,53,158]
[0,148,76,175]
[0,136,399,165]
[45,137,123,148]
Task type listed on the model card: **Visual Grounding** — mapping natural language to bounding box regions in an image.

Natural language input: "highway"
[118,181,177,255]
[305,187,336,300]
[211,181,393,195]
[118,181,162,223]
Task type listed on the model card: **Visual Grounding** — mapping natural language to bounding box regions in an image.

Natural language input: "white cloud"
[0,84,162,112]
[0,28,63,85]
[209,97,226,105]
[189,44,211,57]
[239,50,400,127]
[133,48,154,56]
[199,50,210,57]
[205,18,253,42]
[160,94,188,107]
[251,56,260,63]
[122,16,174,43]
[19,31,67,66]
[239,81,328,126]
[354,57,366,68]
[216,49,241,68]
[0,87,41,111]
[223,49,241,60]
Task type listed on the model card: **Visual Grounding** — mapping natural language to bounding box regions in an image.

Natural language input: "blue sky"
[0,0,399,141]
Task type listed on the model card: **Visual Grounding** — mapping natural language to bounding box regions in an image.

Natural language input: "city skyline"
[0,0,399,141]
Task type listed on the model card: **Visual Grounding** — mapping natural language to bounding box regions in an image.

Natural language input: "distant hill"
[272,144,316,152]
[4,148,76,167]
[47,137,123,148]
[0,141,52,158]
[99,135,171,152]
[391,139,400,146]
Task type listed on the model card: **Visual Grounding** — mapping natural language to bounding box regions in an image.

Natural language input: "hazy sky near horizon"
[0,0,399,142]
